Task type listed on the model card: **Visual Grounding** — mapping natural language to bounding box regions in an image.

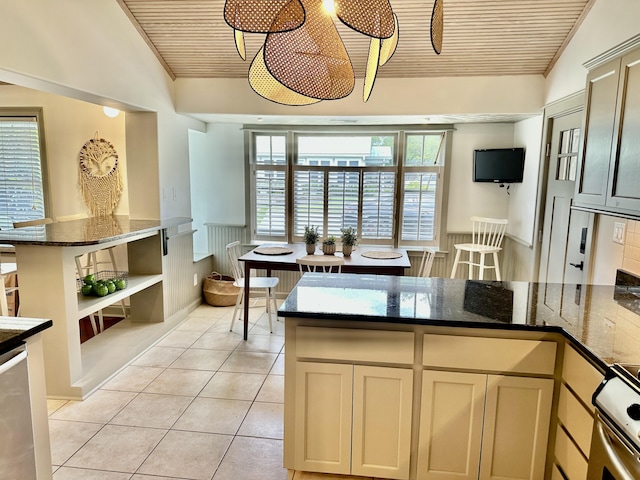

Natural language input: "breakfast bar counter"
[0,215,191,399]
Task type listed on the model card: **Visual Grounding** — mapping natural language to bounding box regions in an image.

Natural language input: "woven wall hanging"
[78,133,123,216]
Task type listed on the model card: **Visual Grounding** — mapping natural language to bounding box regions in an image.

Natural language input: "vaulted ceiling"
[117,0,594,81]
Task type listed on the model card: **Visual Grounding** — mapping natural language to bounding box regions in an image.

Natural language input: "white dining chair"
[450,217,508,281]
[226,241,279,334]
[296,255,345,274]
[418,247,437,277]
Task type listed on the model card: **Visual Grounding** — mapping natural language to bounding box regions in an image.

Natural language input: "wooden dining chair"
[296,255,345,274]
[226,241,279,334]
[450,217,508,280]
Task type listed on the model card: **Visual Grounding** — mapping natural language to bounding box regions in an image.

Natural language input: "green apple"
[81,284,94,296]
[92,283,109,297]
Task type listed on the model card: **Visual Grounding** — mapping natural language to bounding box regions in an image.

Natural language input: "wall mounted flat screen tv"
[473,148,525,183]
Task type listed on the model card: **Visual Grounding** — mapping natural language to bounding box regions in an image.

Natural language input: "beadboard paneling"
[206,223,248,277]
[163,226,201,316]
[205,225,514,296]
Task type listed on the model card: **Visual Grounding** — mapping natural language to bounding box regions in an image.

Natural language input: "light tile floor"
[47,302,380,480]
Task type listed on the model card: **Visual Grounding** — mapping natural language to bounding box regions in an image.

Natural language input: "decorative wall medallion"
[78,133,123,216]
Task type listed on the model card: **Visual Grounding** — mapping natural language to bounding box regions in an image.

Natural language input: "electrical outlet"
[613,221,626,245]
[193,273,198,286]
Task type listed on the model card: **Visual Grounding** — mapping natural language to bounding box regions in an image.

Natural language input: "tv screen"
[473,148,525,183]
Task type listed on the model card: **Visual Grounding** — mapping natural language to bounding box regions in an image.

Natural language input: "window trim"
[245,125,453,251]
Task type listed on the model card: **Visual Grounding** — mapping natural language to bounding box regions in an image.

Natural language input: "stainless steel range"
[588,364,640,479]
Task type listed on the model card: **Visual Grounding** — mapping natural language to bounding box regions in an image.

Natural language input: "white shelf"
[76,274,162,319]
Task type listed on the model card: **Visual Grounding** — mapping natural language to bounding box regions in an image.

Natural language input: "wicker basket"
[203,272,241,307]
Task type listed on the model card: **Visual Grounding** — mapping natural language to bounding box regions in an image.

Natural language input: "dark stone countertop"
[0,216,192,246]
[0,317,52,355]
[279,273,640,371]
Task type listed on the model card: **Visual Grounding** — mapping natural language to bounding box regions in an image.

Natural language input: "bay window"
[249,128,449,248]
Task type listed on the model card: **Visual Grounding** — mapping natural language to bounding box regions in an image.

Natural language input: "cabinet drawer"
[558,384,594,457]
[555,427,588,480]
[562,345,603,412]
[296,326,414,364]
[422,335,557,375]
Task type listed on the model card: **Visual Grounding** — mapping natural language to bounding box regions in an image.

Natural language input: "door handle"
[570,261,584,271]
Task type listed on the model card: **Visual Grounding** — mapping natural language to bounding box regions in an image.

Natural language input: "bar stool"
[450,217,508,281]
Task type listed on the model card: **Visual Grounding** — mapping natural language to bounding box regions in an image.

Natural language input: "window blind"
[0,117,46,235]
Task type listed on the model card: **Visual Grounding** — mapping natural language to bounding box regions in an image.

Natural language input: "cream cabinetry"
[553,345,604,480]
[575,43,640,214]
[284,323,559,480]
[294,362,413,479]
[418,335,555,480]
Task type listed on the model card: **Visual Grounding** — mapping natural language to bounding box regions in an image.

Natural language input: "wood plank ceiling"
[117,0,594,81]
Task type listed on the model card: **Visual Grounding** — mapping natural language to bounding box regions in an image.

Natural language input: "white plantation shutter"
[293,170,325,237]
[254,169,286,237]
[0,116,46,235]
[401,172,438,242]
[362,171,395,240]
[327,170,360,236]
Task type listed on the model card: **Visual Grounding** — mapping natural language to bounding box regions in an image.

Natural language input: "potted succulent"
[322,235,336,255]
[340,226,358,256]
[303,225,319,255]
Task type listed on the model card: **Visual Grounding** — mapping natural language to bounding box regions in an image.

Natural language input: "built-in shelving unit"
[76,274,162,319]
[8,216,192,399]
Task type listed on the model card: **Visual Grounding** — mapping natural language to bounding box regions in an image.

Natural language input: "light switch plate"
[613,221,626,245]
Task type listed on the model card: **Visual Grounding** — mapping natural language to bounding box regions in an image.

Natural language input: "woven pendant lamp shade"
[431,0,444,54]
[224,0,305,33]
[264,0,354,100]
[379,13,399,66]
[227,0,403,105]
[249,47,321,105]
[336,0,395,38]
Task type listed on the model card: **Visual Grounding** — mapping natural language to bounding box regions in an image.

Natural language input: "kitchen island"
[0,215,191,399]
[278,273,635,480]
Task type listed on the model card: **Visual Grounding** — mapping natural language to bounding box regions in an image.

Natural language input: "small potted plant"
[303,225,319,255]
[322,235,336,255]
[340,226,358,256]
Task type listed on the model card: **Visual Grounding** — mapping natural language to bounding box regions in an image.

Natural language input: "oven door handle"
[595,420,637,480]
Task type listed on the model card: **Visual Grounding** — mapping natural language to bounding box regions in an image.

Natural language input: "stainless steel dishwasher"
[0,344,37,479]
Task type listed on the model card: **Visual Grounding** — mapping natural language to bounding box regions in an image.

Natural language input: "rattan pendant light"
[431,0,444,55]
[225,0,399,105]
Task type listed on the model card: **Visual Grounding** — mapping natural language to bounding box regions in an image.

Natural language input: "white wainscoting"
[204,224,503,296]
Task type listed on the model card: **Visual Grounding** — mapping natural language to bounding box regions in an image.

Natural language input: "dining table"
[237,243,411,340]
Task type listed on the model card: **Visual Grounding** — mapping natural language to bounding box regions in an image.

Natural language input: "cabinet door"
[608,48,640,211]
[294,362,353,474]
[479,375,554,480]
[575,58,621,206]
[417,370,487,480]
[352,365,413,480]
